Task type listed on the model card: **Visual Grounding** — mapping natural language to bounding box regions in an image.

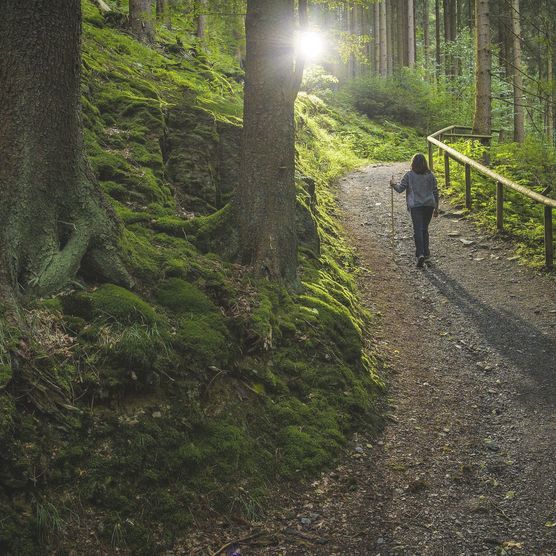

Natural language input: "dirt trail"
[191,163,556,556]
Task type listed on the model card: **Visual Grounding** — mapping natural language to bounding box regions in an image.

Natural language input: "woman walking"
[390,153,439,268]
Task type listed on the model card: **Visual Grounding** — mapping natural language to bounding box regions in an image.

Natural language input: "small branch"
[209,531,263,556]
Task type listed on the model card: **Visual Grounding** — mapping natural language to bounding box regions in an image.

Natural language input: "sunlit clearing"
[296,30,325,62]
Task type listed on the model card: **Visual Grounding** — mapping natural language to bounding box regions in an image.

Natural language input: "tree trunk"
[156,0,171,28]
[195,0,208,40]
[386,0,394,75]
[129,0,154,42]
[547,48,554,144]
[435,0,442,77]
[401,0,409,66]
[373,2,380,75]
[236,0,301,282]
[451,0,459,74]
[379,1,388,76]
[443,0,450,75]
[472,0,491,135]
[407,0,416,67]
[424,0,430,75]
[511,0,525,142]
[0,0,130,297]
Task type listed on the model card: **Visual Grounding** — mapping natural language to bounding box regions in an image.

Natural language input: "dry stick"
[209,531,263,556]
[391,176,395,251]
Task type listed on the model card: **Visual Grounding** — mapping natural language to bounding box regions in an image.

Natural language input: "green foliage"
[341,71,473,134]
[300,65,340,96]
[0,394,15,438]
[435,137,556,266]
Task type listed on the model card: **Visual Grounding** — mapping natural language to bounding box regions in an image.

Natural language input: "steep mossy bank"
[0,3,420,553]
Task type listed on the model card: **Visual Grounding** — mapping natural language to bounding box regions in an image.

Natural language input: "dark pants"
[410,206,434,258]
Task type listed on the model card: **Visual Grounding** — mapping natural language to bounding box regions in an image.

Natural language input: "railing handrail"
[427,126,556,209]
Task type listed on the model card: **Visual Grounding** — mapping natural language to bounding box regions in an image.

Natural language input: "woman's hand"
[389,176,396,188]
[433,208,439,217]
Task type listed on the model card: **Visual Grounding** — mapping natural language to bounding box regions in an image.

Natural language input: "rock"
[300,517,312,526]
[355,446,364,453]
[459,238,475,246]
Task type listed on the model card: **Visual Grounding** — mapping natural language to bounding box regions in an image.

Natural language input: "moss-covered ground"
[0,2,421,553]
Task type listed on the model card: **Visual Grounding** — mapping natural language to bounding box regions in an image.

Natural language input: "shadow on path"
[424,266,556,408]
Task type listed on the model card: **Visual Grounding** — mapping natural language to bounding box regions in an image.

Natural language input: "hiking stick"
[390,175,395,250]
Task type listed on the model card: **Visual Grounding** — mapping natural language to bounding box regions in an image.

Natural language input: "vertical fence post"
[465,164,472,209]
[545,206,554,268]
[428,140,434,171]
[496,182,504,230]
[444,152,450,189]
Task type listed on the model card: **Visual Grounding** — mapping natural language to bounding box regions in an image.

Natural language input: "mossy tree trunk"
[130,0,154,42]
[0,0,130,298]
[235,0,307,283]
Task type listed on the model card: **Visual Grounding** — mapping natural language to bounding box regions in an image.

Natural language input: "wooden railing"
[427,125,556,268]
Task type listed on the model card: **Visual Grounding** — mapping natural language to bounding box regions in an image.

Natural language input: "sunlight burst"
[296,30,325,62]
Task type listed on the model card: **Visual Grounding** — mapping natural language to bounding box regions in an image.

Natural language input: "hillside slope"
[0,3,421,553]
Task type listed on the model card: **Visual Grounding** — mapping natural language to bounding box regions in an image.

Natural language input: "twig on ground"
[209,531,263,556]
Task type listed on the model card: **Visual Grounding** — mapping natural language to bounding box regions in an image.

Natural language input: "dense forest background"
[0,0,554,553]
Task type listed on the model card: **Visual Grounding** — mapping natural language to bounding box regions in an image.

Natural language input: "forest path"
[192,163,556,555]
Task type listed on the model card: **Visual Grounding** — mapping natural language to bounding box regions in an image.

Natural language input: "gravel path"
[189,163,556,556]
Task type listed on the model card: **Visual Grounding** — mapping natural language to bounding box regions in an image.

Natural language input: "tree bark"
[547,47,554,144]
[472,0,492,135]
[511,0,525,142]
[0,0,130,297]
[435,0,442,77]
[424,0,430,75]
[379,1,388,76]
[156,0,171,28]
[407,0,416,67]
[373,2,380,75]
[386,0,394,74]
[235,0,301,282]
[195,0,208,40]
[129,0,154,42]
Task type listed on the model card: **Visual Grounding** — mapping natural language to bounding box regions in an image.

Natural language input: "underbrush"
[340,71,473,135]
[434,137,556,268]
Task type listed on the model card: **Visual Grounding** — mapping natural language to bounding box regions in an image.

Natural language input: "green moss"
[173,313,232,367]
[0,394,15,438]
[62,284,157,325]
[299,294,362,363]
[155,278,216,314]
[38,297,63,312]
[119,228,161,282]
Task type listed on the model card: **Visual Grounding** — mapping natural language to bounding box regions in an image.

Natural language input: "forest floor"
[188,162,556,556]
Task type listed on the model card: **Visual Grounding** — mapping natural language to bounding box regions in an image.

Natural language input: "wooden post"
[428,141,434,171]
[444,151,450,189]
[465,163,472,209]
[496,181,504,230]
[545,206,554,268]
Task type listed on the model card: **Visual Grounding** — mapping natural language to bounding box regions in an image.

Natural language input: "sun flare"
[296,30,325,61]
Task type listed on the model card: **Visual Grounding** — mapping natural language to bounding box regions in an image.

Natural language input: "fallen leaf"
[501,540,523,549]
